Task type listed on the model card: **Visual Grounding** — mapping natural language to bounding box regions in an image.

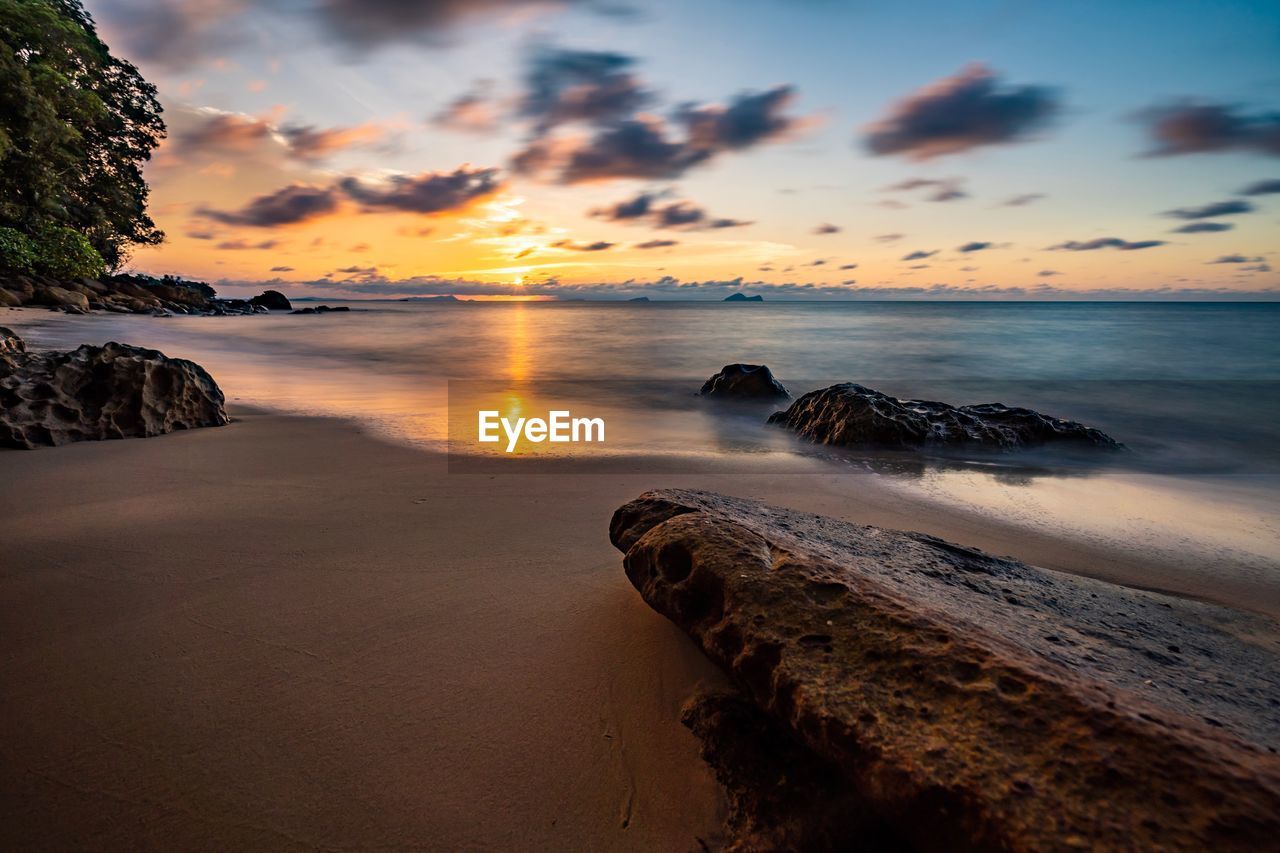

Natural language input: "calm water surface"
[10,300,1280,575]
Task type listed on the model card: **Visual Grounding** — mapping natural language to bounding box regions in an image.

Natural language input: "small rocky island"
[768,381,1120,451]
[611,489,1280,851]
[0,327,228,449]
[723,293,764,302]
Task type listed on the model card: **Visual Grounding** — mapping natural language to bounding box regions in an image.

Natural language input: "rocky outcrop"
[610,489,1280,852]
[723,293,763,302]
[291,304,351,314]
[700,364,791,400]
[0,328,228,449]
[249,289,292,311]
[768,382,1120,451]
[0,272,224,315]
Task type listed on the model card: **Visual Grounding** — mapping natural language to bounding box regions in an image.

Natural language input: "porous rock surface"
[610,489,1280,852]
[767,382,1120,451]
[700,364,791,400]
[0,327,229,449]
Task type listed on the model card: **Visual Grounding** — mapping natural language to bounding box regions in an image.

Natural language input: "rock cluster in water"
[767,381,1120,451]
[0,327,228,449]
[291,305,351,315]
[699,364,791,400]
[610,488,1280,851]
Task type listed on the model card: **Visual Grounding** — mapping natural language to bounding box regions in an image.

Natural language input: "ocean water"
[9,300,1280,577]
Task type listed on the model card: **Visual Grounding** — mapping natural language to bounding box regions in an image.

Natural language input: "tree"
[0,0,165,271]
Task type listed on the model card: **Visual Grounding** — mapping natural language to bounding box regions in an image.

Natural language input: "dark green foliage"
[32,224,105,278]
[0,225,36,272]
[0,0,165,271]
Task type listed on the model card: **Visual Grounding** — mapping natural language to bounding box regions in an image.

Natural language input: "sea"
[9,299,1280,586]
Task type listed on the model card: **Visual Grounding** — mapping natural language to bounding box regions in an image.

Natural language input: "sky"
[85,0,1280,299]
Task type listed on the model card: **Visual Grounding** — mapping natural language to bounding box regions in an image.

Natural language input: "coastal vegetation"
[0,0,164,276]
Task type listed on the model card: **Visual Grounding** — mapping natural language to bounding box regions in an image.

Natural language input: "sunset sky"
[89,0,1280,299]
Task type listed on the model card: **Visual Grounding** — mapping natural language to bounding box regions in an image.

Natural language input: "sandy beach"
[2,406,1276,850]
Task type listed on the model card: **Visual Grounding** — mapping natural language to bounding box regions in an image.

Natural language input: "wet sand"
[1,408,1276,850]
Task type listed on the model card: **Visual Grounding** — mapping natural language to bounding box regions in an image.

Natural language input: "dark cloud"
[863,64,1060,160]
[1241,263,1272,273]
[902,249,936,261]
[1049,238,1166,251]
[200,185,340,226]
[336,265,377,275]
[1207,255,1263,264]
[590,191,752,230]
[173,112,272,156]
[217,239,279,250]
[676,86,800,150]
[635,239,678,249]
[517,85,805,183]
[874,233,904,243]
[813,223,841,234]
[93,0,244,71]
[1164,199,1254,219]
[1037,270,1060,277]
[1001,193,1046,207]
[314,0,588,50]
[552,239,614,251]
[839,263,858,270]
[957,241,992,253]
[1171,222,1233,234]
[339,167,502,214]
[1239,179,1280,196]
[270,265,295,272]
[884,177,967,202]
[1138,101,1280,157]
[279,123,383,160]
[171,111,379,162]
[521,47,650,132]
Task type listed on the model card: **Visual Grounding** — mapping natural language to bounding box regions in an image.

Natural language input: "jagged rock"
[1,326,24,356]
[0,287,21,307]
[610,489,1280,852]
[0,328,228,449]
[767,382,1120,451]
[249,289,292,311]
[700,364,790,400]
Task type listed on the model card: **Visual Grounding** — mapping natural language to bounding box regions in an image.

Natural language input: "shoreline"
[2,407,1277,848]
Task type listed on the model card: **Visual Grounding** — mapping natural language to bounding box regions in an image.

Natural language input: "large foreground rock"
[0,327,228,449]
[700,364,790,400]
[768,382,1120,451]
[610,489,1280,851]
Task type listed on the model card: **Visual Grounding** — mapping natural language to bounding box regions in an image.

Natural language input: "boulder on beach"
[767,382,1120,451]
[723,292,763,302]
[249,289,292,311]
[610,489,1280,851]
[0,327,228,449]
[699,364,790,400]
